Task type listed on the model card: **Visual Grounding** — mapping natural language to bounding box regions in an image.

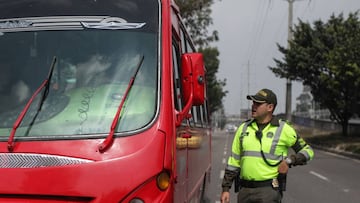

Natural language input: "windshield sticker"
[0,20,33,29]
[78,87,96,125]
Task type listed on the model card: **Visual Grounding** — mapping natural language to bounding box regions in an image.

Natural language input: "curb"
[311,144,360,160]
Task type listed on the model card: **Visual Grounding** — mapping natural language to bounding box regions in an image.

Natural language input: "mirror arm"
[175,87,193,127]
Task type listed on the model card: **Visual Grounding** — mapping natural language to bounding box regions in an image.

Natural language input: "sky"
[209,0,360,115]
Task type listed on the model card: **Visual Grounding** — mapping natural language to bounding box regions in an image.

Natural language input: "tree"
[175,0,219,47]
[199,47,228,114]
[175,0,227,115]
[270,12,360,136]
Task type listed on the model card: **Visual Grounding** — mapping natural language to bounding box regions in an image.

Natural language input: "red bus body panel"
[0,0,211,202]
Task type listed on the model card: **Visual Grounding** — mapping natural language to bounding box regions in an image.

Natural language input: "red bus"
[0,0,212,202]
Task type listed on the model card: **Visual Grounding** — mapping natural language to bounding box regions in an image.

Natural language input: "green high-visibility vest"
[226,118,314,181]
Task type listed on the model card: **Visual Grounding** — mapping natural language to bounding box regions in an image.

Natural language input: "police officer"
[220,88,314,203]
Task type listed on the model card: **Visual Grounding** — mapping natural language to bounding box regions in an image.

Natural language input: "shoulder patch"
[266,132,274,138]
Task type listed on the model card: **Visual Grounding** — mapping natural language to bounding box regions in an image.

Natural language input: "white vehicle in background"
[225,124,237,134]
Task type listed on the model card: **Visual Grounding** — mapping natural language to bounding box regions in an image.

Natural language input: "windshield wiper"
[23,56,57,136]
[7,56,57,152]
[39,57,57,111]
[98,55,144,152]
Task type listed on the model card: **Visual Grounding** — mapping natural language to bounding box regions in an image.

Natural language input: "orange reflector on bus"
[156,171,170,191]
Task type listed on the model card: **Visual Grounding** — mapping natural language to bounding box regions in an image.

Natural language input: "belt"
[240,179,273,188]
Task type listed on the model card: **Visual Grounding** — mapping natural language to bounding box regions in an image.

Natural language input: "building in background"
[294,86,330,119]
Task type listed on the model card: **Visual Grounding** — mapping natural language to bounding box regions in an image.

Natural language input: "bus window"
[196,106,203,127]
[172,42,183,112]
[180,29,187,54]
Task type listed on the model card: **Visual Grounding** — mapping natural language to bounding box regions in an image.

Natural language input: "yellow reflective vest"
[226,117,314,181]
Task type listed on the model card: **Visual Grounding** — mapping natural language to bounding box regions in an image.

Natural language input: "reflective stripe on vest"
[270,121,285,154]
[240,120,285,161]
[240,119,253,151]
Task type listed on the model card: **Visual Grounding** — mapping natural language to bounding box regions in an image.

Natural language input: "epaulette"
[279,118,292,126]
[244,118,252,122]
[242,118,254,124]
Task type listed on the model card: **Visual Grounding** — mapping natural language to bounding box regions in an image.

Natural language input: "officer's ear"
[266,103,275,112]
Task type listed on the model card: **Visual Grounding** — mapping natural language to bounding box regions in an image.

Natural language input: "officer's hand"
[220,191,230,203]
[278,160,289,174]
[291,154,307,166]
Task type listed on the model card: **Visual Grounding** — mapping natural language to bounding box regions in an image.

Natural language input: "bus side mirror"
[181,53,206,106]
[176,53,206,126]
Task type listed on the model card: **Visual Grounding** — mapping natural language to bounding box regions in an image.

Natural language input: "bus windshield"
[0,1,159,138]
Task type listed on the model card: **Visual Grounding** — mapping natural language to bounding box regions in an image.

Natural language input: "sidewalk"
[295,125,360,160]
[310,143,360,160]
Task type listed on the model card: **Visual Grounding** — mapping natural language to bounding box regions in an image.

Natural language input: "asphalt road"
[207,130,360,203]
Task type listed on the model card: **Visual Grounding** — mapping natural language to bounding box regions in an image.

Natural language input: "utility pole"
[285,0,295,121]
[247,60,250,116]
[242,60,252,119]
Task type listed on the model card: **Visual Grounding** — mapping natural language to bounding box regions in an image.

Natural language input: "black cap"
[247,89,277,105]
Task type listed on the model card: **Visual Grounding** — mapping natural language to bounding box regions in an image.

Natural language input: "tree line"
[175,0,227,120]
[270,12,360,136]
[176,1,359,136]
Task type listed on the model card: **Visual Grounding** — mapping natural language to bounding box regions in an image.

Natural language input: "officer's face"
[251,102,274,122]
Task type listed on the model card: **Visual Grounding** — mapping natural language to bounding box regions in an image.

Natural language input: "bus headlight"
[129,198,144,203]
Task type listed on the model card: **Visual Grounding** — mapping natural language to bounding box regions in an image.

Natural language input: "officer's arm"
[289,136,314,166]
[281,121,314,166]
[221,124,243,192]
[221,169,238,192]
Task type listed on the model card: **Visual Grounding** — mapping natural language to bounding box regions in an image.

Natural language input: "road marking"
[219,170,225,179]
[215,201,220,203]
[222,158,226,164]
[310,171,329,182]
